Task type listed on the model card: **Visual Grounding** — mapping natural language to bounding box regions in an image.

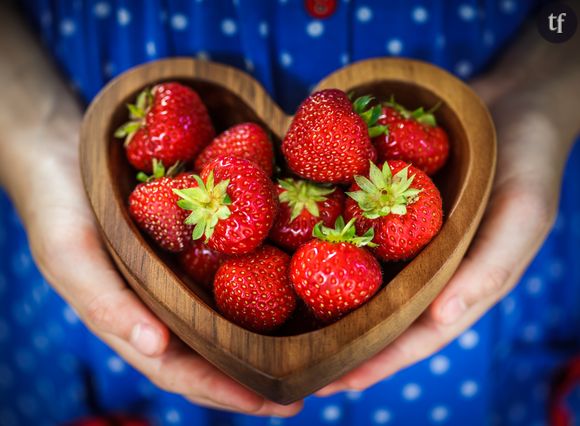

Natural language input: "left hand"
[316,75,574,396]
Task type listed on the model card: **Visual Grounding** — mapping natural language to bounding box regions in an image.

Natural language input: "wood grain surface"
[79,58,496,405]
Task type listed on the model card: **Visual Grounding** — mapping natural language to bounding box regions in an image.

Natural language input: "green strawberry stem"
[346,162,422,219]
[278,178,335,222]
[313,216,377,248]
[384,95,440,127]
[173,171,232,241]
[114,87,154,146]
[352,95,388,138]
[136,159,184,182]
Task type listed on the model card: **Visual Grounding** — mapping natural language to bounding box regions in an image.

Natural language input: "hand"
[5,120,302,416]
[0,6,302,413]
[316,78,574,396]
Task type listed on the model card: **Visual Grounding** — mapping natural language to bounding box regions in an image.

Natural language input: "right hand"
[4,117,302,416]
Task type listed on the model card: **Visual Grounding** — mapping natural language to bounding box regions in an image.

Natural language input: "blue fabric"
[1,1,579,425]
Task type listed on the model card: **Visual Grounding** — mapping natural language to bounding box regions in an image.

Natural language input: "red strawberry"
[345,160,443,261]
[194,122,274,176]
[178,240,226,288]
[214,245,296,332]
[282,89,383,184]
[115,82,215,173]
[128,162,196,252]
[269,178,344,251]
[373,98,449,175]
[290,217,382,323]
[174,156,277,255]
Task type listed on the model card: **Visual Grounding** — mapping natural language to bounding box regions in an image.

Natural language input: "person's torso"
[21,0,538,112]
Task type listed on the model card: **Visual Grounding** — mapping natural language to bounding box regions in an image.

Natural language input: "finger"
[105,335,303,417]
[315,314,445,396]
[317,184,555,396]
[317,291,496,396]
[84,260,304,416]
[431,184,554,325]
[430,107,563,325]
[33,217,171,357]
[27,178,301,415]
[77,253,170,356]
[164,339,303,417]
[184,395,304,418]
[252,400,304,417]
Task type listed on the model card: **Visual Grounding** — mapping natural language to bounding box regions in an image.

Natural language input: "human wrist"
[496,80,577,148]
[530,72,580,145]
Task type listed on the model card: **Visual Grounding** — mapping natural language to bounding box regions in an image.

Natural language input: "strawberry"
[345,161,443,261]
[173,156,277,255]
[289,217,382,323]
[214,245,296,332]
[373,98,449,175]
[178,240,226,288]
[194,122,274,176]
[115,82,215,173]
[282,89,383,184]
[128,161,196,253]
[269,178,344,251]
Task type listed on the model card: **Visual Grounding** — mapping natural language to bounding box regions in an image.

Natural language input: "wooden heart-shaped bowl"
[80,58,495,405]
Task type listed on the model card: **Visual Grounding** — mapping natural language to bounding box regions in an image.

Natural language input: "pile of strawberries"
[117,82,449,333]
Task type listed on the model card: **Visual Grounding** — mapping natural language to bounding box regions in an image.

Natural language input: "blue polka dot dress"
[2,1,580,425]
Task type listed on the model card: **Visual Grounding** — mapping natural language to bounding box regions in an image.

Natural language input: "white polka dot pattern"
[458,4,476,21]
[429,355,450,375]
[458,330,479,349]
[412,7,429,23]
[106,356,126,373]
[430,405,449,422]
[357,6,373,23]
[59,19,76,36]
[259,21,269,37]
[373,408,392,424]
[386,39,403,55]
[221,18,237,36]
[460,380,478,398]
[171,14,188,31]
[402,383,422,400]
[322,405,342,422]
[280,51,293,67]
[146,41,157,57]
[2,2,579,425]
[307,21,324,37]
[93,2,111,18]
[117,8,131,26]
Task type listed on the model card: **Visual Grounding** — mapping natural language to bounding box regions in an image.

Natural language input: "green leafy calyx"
[346,162,422,219]
[114,87,154,146]
[384,95,440,127]
[352,95,389,138]
[313,216,376,248]
[172,171,232,242]
[278,178,335,222]
[136,159,183,182]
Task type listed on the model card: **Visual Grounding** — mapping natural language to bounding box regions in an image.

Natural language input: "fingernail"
[268,401,303,417]
[130,323,161,356]
[440,297,467,324]
[315,384,341,397]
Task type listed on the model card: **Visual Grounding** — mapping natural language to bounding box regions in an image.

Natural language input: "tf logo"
[537,2,578,43]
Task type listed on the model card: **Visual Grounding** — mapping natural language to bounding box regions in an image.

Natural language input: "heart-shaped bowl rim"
[80,57,496,404]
